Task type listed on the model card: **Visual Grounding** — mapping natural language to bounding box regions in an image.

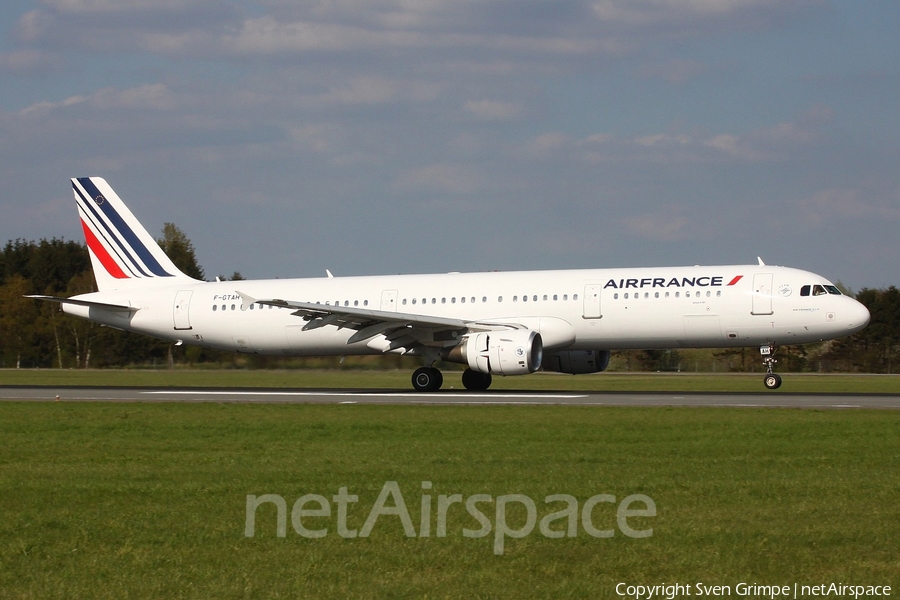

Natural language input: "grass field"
[3,367,900,393]
[1,400,898,599]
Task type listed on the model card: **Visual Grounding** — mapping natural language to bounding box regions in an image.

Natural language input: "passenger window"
[624,293,629,299]
[543,295,548,301]
[563,294,568,301]
[522,295,527,302]
[498,296,503,302]
[614,293,619,299]
[212,305,218,311]
[460,297,465,304]
[553,294,558,301]
[573,294,578,300]
[654,292,659,298]
[482,297,487,303]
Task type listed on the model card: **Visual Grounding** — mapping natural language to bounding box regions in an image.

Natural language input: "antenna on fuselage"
[757,257,766,266]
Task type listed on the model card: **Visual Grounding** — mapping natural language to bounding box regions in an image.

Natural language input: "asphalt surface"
[1,386,899,408]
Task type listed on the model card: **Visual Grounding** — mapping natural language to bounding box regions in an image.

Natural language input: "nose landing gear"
[760,345,782,389]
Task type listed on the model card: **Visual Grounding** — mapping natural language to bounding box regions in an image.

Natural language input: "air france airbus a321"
[29,178,870,391]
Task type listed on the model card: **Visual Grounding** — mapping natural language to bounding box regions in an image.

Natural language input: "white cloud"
[463,99,524,121]
[0,49,61,73]
[637,58,712,85]
[591,0,820,28]
[799,188,900,226]
[39,0,210,13]
[20,84,176,115]
[623,213,690,241]
[393,163,482,195]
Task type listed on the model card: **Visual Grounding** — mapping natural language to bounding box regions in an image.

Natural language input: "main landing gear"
[410,367,494,392]
[412,367,443,392]
[760,345,782,390]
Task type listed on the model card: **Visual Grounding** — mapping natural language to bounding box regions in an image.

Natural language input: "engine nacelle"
[443,330,543,376]
[542,350,610,374]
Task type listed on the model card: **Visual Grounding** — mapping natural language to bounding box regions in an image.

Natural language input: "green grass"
[1,403,898,598]
[3,368,900,393]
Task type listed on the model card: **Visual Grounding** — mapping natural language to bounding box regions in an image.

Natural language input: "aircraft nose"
[846,299,870,334]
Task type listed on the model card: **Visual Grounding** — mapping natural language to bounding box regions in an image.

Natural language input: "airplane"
[29,177,870,391]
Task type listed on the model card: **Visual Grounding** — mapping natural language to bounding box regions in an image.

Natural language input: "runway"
[1,386,899,409]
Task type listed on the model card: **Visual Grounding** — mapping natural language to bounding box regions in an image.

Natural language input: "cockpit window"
[801,284,843,297]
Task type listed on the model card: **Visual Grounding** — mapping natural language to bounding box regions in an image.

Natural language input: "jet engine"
[443,330,543,375]
[542,349,610,374]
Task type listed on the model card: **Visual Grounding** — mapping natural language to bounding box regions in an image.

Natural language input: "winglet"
[236,291,256,311]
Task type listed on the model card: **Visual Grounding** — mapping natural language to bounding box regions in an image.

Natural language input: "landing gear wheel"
[764,373,782,390]
[461,369,493,391]
[412,367,443,392]
[760,345,781,390]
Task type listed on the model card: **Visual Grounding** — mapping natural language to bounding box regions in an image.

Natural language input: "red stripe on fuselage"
[727,275,743,286]
[81,219,129,279]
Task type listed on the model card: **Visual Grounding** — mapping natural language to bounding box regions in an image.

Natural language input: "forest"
[1,231,898,373]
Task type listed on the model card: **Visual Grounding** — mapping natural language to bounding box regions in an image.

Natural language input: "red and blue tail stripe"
[72,177,191,290]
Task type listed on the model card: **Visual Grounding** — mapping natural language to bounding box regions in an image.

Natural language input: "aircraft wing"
[237,291,520,352]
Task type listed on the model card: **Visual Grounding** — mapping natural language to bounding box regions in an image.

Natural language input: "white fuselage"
[64,264,870,357]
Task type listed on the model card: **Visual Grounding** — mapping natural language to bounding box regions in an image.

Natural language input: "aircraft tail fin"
[72,177,200,292]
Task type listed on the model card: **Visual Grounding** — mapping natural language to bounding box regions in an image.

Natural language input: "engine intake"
[542,350,610,374]
[443,330,543,375]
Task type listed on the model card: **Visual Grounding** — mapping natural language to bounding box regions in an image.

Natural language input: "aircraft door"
[751,273,774,316]
[173,290,193,330]
[381,289,398,312]
[583,284,602,319]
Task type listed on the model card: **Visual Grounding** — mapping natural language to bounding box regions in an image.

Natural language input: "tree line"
[1,232,898,372]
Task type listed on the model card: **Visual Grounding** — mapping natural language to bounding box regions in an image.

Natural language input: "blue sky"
[1,0,898,291]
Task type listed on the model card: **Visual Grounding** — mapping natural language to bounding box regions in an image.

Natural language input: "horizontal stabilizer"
[26,295,139,313]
